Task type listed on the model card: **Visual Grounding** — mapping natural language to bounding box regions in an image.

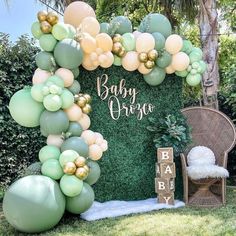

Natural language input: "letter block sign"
[155,147,175,205]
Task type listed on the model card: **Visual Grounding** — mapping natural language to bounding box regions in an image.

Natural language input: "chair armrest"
[180,153,187,169]
[222,151,228,168]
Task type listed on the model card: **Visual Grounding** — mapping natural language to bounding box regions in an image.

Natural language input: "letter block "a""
[156,163,176,178]
[157,147,173,163]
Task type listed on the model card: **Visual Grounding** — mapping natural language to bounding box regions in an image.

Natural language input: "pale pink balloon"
[32,68,51,84]
[94,132,103,140]
[89,144,103,160]
[95,137,103,145]
[78,114,91,130]
[165,34,183,55]
[81,130,96,145]
[100,52,114,68]
[100,140,108,152]
[171,52,190,71]
[81,17,100,37]
[65,104,82,121]
[122,51,140,71]
[47,135,64,148]
[136,33,155,53]
[55,68,74,87]
[133,30,142,40]
[138,63,152,75]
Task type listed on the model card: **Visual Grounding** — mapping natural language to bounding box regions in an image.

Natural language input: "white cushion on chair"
[187,165,229,180]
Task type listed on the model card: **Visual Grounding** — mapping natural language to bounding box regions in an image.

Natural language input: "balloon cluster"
[37,10,59,33]
[75,93,92,114]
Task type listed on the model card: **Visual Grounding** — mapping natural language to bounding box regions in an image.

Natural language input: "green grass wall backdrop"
[79,66,183,201]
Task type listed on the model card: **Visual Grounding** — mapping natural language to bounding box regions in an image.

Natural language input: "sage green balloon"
[192,47,203,58]
[54,39,84,69]
[61,89,74,109]
[156,51,172,68]
[39,34,57,52]
[31,22,43,39]
[175,70,188,77]
[143,67,166,86]
[198,60,207,74]
[60,174,83,197]
[61,137,89,157]
[52,23,69,41]
[59,150,78,167]
[122,33,135,51]
[181,40,193,54]
[36,51,56,71]
[84,160,101,185]
[189,51,202,63]
[40,110,69,136]
[67,80,81,94]
[66,24,76,39]
[39,145,61,163]
[186,73,201,86]
[47,75,64,87]
[43,94,62,111]
[70,68,80,78]
[3,175,65,233]
[31,84,45,102]
[100,22,110,34]
[41,159,64,180]
[67,122,83,137]
[152,32,165,50]
[113,55,122,66]
[110,16,132,34]
[66,183,94,214]
[9,87,44,127]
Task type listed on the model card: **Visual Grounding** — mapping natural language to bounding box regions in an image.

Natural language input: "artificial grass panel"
[79,66,183,201]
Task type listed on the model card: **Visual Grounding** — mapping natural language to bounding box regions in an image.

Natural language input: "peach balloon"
[122,51,140,71]
[136,33,155,53]
[92,60,100,67]
[80,34,97,54]
[96,33,113,52]
[98,54,107,64]
[55,68,74,87]
[96,47,103,55]
[81,130,96,145]
[171,52,190,71]
[78,114,91,130]
[65,104,82,121]
[47,134,64,148]
[82,54,98,71]
[100,52,114,68]
[90,52,98,61]
[32,68,51,84]
[95,137,103,145]
[138,63,152,75]
[64,1,96,28]
[165,34,183,55]
[80,17,100,37]
[94,132,103,140]
[165,64,175,74]
[100,140,108,152]
[89,144,103,161]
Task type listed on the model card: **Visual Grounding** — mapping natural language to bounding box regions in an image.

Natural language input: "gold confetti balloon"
[63,162,77,175]
[144,60,155,69]
[138,52,148,63]
[74,156,87,168]
[83,94,92,103]
[40,21,52,33]
[83,164,90,173]
[113,34,122,43]
[148,49,158,61]
[112,42,122,54]
[77,96,87,108]
[118,47,126,57]
[82,104,92,114]
[37,10,48,22]
[46,11,59,25]
[75,167,88,180]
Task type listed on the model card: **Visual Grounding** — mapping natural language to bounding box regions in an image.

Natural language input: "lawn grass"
[0,188,236,236]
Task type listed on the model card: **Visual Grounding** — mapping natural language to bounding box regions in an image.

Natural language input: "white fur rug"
[80,198,185,221]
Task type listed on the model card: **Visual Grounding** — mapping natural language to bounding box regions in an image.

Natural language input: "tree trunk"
[198,0,219,109]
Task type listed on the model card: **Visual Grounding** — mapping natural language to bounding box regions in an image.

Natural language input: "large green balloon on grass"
[40,110,69,136]
[156,51,172,68]
[3,175,65,233]
[67,122,83,137]
[54,39,84,69]
[36,51,56,71]
[110,16,132,35]
[39,34,57,52]
[9,87,44,127]
[100,22,110,34]
[84,160,101,185]
[122,33,135,51]
[61,137,89,157]
[143,67,166,86]
[39,145,61,163]
[152,32,165,50]
[31,22,43,39]
[139,13,172,38]
[41,159,64,180]
[66,182,94,214]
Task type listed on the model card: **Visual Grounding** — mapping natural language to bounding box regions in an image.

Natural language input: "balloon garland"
[4,1,206,233]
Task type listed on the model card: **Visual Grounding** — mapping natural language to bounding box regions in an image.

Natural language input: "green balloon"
[84,160,101,185]
[190,68,197,75]
[59,150,79,167]
[52,23,69,41]
[61,89,74,109]
[100,22,110,34]
[198,60,207,74]
[66,182,94,214]
[3,176,65,233]
[143,67,166,86]
[41,159,64,180]
[40,110,69,136]
[189,51,202,63]
[152,32,165,50]
[39,34,57,52]
[60,174,83,197]
[67,122,83,137]
[31,22,43,39]
[186,73,201,86]
[156,51,172,68]
[39,145,61,163]
[47,75,64,87]
[54,39,84,69]
[24,162,42,176]
[139,13,172,38]
[175,70,188,77]
[36,51,56,71]
[70,68,80,78]
[9,87,44,127]
[61,137,89,157]
[43,94,62,111]
[66,24,76,39]
[31,84,45,102]
[110,16,132,35]
[192,47,203,58]
[181,40,193,54]
[67,80,81,94]
[122,33,135,51]
[113,55,122,66]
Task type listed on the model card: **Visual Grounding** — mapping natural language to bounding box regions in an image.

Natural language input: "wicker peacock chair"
[181,106,236,207]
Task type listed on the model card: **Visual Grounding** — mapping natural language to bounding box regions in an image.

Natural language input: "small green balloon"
[84,160,101,185]
[61,89,74,109]
[67,122,83,137]
[66,182,94,214]
[100,22,110,34]
[41,159,64,180]
[110,16,132,35]
[143,67,166,86]
[66,24,76,39]
[175,70,188,77]
[39,34,57,52]
[152,32,165,50]
[190,69,197,75]
[39,145,61,163]
[36,51,56,71]
[192,62,200,69]
[181,40,193,54]
[67,80,81,94]
[31,22,43,39]
[52,23,69,41]
[43,94,62,111]
[70,68,80,78]
[192,47,203,58]
[113,55,122,66]
[122,33,135,51]
[198,60,207,74]
[60,174,83,197]
[186,73,202,86]
[59,150,79,167]
[31,84,45,102]
[47,75,64,87]
[156,51,172,68]
[189,51,202,63]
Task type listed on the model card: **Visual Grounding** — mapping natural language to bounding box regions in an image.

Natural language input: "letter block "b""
[157,147,173,163]
[155,178,175,193]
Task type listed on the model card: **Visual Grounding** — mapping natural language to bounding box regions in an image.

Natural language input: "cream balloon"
[136,33,155,53]
[90,52,98,61]
[165,34,183,55]
[171,52,190,71]
[133,30,142,40]
[80,34,97,54]
[80,17,100,37]
[32,68,51,84]
[82,54,98,71]
[122,51,140,71]
[138,63,152,75]
[94,132,103,140]
[165,64,175,74]
[95,137,103,145]
[47,134,64,148]
[65,104,82,121]
[81,130,96,145]
[92,60,100,67]
[100,52,114,68]
[55,68,74,87]
[78,114,91,130]
[89,144,103,161]
[64,1,96,28]
[96,47,103,55]
[100,140,108,152]
[96,33,113,52]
